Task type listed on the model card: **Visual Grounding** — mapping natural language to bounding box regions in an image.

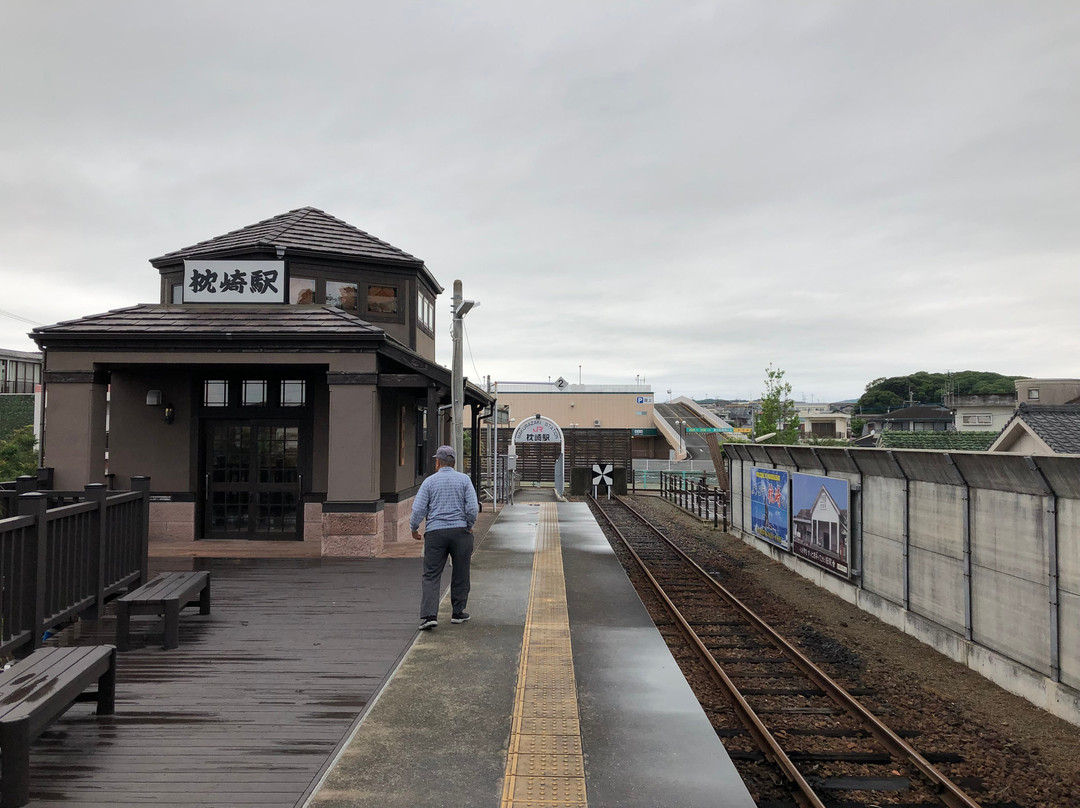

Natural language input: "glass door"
[204,420,302,540]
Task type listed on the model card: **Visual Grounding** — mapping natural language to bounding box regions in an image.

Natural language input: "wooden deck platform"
[24,557,421,807]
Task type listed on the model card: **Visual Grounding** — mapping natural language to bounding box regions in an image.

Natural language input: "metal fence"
[633,459,719,490]
[659,471,728,530]
[0,476,150,658]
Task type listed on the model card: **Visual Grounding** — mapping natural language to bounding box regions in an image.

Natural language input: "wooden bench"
[116,571,211,652]
[0,645,116,807]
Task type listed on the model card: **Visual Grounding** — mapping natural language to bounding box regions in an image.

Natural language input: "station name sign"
[183,260,286,303]
[513,416,563,444]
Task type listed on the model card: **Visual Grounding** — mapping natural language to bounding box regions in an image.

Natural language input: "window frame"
[417,290,436,335]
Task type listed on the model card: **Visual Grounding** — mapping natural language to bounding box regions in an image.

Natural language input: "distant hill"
[857,371,1021,410]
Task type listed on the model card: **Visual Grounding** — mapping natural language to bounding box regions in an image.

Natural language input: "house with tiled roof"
[988,403,1080,454]
[32,208,492,556]
[944,393,1017,433]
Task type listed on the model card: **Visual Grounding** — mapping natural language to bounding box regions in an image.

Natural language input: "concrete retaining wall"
[723,444,1080,726]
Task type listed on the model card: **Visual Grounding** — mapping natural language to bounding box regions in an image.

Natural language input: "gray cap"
[434,445,455,461]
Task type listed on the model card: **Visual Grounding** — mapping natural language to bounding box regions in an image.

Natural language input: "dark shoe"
[419,616,438,630]
[450,612,471,624]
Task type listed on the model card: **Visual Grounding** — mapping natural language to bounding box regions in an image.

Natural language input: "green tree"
[755,364,800,444]
[857,370,1020,410]
[849,415,866,439]
[0,425,38,481]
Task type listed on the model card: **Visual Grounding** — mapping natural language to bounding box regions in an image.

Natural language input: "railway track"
[590,493,985,808]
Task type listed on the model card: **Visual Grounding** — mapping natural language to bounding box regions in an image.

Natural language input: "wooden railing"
[659,471,728,531]
[0,477,150,658]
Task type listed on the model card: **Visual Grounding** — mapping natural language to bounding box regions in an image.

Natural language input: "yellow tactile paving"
[500,503,588,808]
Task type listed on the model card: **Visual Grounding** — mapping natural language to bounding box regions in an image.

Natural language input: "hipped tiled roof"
[150,207,423,267]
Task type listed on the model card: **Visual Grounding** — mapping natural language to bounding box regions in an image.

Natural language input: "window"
[1028,388,1040,400]
[204,380,229,407]
[202,376,310,410]
[281,380,306,407]
[290,277,315,304]
[326,281,358,312]
[243,380,267,406]
[962,413,993,426]
[417,291,435,333]
[367,284,398,314]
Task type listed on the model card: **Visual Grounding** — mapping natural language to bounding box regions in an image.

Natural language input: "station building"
[31,207,492,556]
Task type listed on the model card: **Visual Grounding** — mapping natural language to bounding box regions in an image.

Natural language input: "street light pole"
[451,279,477,466]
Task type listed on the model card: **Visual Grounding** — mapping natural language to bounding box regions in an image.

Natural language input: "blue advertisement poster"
[791,472,850,577]
[750,467,789,549]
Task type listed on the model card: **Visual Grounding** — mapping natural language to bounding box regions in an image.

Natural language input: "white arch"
[511,415,564,496]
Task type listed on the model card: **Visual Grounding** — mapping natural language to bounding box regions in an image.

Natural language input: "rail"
[0,477,150,658]
[658,471,728,530]
[593,494,982,808]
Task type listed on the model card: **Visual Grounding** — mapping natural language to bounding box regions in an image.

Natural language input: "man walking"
[411,445,479,630]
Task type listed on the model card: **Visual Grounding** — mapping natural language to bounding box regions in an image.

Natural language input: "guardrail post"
[131,476,151,585]
[14,475,36,495]
[85,483,108,619]
[18,492,48,650]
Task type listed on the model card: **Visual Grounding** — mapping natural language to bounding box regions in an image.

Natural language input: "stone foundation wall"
[149,501,195,546]
[304,502,322,543]
[382,497,416,545]
[149,501,391,558]
[322,510,385,557]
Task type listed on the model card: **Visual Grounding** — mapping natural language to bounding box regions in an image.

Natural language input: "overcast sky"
[2,2,1078,402]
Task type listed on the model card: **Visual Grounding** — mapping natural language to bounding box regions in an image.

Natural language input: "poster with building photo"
[791,472,850,577]
[750,467,790,549]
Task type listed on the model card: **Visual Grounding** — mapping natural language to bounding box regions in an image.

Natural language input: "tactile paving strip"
[500,503,588,808]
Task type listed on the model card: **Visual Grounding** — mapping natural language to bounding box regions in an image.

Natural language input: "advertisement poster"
[750,467,790,549]
[791,472,850,576]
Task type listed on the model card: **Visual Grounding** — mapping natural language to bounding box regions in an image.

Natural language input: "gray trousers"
[420,527,474,618]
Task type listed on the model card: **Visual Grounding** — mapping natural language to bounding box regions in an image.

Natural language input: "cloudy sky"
[2,2,1078,402]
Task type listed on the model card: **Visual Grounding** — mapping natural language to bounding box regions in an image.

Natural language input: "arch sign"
[513,415,563,445]
[511,415,565,497]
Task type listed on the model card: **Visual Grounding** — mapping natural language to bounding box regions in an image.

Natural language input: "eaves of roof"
[379,339,494,407]
[31,304,388,352]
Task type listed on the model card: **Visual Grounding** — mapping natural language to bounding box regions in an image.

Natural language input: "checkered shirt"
[410,467,479,532]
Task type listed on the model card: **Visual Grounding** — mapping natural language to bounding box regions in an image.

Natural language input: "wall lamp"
[146,389,175,424]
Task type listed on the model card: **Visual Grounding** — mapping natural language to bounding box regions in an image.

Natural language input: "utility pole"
[451,280,477,466]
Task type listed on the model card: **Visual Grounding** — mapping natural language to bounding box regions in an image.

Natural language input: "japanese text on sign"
[512,416,563,444]
[183,261,286,303]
